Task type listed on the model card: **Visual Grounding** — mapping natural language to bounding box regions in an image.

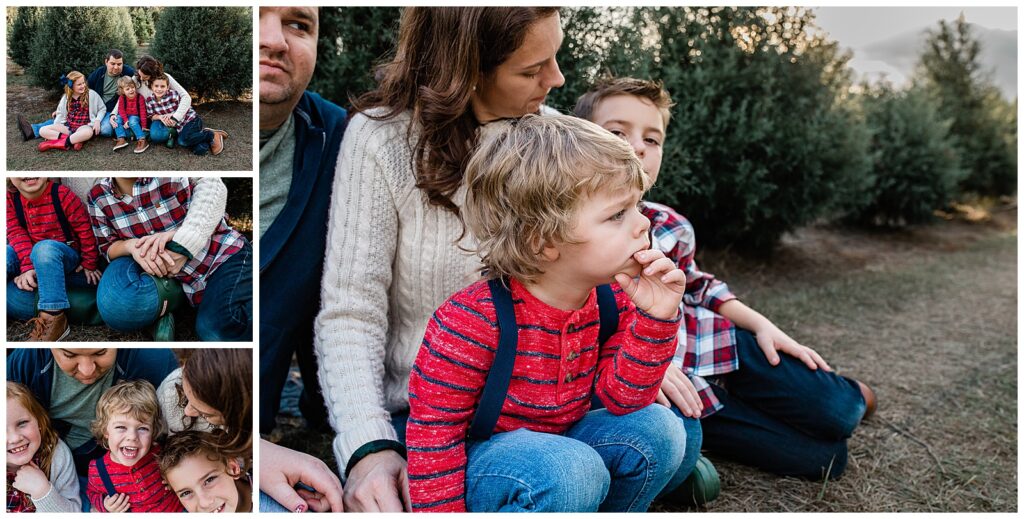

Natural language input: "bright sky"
[814,6,1017,48]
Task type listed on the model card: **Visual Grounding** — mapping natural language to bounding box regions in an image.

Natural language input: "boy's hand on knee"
[77,266,102,285]
[614,249,685,320]
[754,323,832,372]
[656,364,703,418]
[103,493,131,513]
[14,269,37,291]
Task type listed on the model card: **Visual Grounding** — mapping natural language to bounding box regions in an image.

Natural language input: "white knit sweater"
[28,439,81,513]
[314,109,486,472]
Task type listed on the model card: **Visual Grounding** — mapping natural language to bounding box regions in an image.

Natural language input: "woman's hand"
[128,239,169,277]
[614,249,686,320]
[12,462,51,498]
[259,440,345,513]
[103,493,131,513]
[14,269,37,291]
[343,450,411,512]
[656,364,703,418]
[134,231,176,260]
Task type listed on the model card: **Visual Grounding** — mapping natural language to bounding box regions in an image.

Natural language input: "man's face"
[106,56,124,77]
[259,7,318,108]
[50,348,116,385]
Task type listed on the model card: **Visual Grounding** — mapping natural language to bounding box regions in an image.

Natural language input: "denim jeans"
[149,119,171,144]
[6,241,90,319]
[701,329,866,480]
[95,257,164,331]
[178,115,214,155]
[462,405,687,512]
[99,115,113,137]
[258,491,291,513]
[194,243,253,341]
[31,118,54,139]
[113,114,145,140]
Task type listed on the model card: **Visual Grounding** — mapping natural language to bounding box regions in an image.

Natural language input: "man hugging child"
[407,115,697,512]
[145,74,224,155]
[86,380,183,513]
[160,430,253,513]
[111,76,149,154]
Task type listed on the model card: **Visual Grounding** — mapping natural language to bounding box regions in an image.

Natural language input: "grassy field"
[5,59,252,172]
[270,203,1017,512]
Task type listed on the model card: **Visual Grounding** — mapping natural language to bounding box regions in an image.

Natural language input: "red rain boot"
[38,135,68,152]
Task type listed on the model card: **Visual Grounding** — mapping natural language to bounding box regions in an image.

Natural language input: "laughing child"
[110,76,149,153]
[160,430,253,513]
[86,380,184,513]
[407,115,694,512]
[7,382,81,513]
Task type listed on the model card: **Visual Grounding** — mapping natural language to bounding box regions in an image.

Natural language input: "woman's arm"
[167,73,193,123]
[173,177,227,256]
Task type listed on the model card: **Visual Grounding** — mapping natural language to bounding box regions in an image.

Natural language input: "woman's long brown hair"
[352,7,560,217]
[179,349,252,460]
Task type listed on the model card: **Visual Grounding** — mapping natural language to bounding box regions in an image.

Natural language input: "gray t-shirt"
[259,114,296,238]
[49,365,115,450]
[103,74,119,104]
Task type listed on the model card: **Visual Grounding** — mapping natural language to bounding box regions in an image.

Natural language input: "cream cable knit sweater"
[314,110,485,473]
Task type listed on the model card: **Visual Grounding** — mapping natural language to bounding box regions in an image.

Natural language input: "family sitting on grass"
[258,6,878,513]
[16,50,228,156]
[6,348,253,513]
[6,177,252,342]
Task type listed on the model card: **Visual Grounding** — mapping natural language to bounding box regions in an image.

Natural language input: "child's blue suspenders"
[11,181,76,247]
[467,278,618,440]
[95,455,118,496]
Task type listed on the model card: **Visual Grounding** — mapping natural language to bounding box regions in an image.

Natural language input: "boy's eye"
[609,129,626,138]
[609,209,626,222]
[179,490,192,499]
[644,137,662,146]
[205,475,218,486]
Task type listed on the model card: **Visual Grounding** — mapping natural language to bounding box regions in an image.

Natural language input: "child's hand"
[122,120,129,129]
[656,364,703,418]
[12,462,51,498]
[93,121,102,134]
[753,323,832,372]
[50,110,58,119]
[109,114,116,126]
[14,269,37,291]
[75,266,102,285]
[103,493,131,513]
[614,249,685,320]
[129,239,171,277]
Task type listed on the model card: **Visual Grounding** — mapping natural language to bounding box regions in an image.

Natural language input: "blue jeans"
[462,405,687,512]
[33,117,111,138]
[194,243,253,341]
[31,118,53,139]
[113,115,145,140]
[149,119,171,144]
[178,115,214,155]
[6,241,89,318]
[258,491,291,513]
[701,329,866,480]
[95,257,164,331]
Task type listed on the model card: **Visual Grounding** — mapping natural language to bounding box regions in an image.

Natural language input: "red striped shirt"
[6,181,100,272]
[407,278,680,512]
[87,448,184,513]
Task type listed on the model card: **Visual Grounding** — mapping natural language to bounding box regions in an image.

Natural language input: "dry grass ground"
[270,201,1017,512]
[5,58,252,171]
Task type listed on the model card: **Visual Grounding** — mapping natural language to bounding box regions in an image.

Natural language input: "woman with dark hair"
[303,7,695,512]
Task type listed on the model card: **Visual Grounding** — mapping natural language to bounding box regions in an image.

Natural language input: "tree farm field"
[6,58,252,172]
[269,201,1017,513]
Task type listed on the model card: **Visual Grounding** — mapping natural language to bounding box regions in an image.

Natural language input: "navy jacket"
[7,348,177,474]
[259,91,348,433]
[86,64,137,115]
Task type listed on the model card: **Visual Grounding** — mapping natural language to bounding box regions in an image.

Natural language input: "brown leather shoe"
[134,139,149,154]
[27,312,70,342]
[857,380,877,420]
[211,131,224,155]
[16,114,34,141]
[113,138,129,150]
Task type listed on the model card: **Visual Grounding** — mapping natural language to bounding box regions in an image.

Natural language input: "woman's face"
[471,13,565,123]
[182,377,225,426]
[138,70,150,83]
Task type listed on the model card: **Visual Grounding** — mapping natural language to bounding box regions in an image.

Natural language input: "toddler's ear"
[226,458,243,479]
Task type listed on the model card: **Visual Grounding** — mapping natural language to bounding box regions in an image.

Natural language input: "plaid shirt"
[88,177,247,305]
[6,455,40,513]
[643,200,739,417]
[66,96,90,131]
[145,90,196,127]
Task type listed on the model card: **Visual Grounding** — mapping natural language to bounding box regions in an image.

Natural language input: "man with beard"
[258,5,347,514]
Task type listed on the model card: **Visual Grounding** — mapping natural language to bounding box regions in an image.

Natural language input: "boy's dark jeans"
[701,329,866,480]
[177,115,215,155]
[195,242,253,341]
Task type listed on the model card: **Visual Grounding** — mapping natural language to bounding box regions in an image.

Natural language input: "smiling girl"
[6,382,81,513]
[38,71,105,152]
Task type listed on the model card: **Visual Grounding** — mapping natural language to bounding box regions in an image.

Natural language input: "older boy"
[408,115,696,512]
[161,430,253,513]
[146,74,224,155]
[575,77,875,480]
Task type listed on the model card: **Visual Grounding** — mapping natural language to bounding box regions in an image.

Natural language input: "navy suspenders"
[12,182,76,247]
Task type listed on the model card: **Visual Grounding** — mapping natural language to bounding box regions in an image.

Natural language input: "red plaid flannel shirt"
[6,455,40,513]
[145,90,196,127]
[88,177,247,305]
[6,180,100,272]
[66,96,90,131]
[643,201,739,417]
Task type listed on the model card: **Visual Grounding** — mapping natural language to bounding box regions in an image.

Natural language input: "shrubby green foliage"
[310,7,402,108]
[129,7,156,44]
[8,7,44,68]
[151,7,252,101]
[29,7,136,91]
[917,15,1017,196]
[855,84,965,226]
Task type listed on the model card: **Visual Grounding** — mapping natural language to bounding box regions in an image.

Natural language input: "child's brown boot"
[857,380,877,420]
[211,131,225,155]
[27,311,70,342]
[113,138,129,151]
[134,139,149,154]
